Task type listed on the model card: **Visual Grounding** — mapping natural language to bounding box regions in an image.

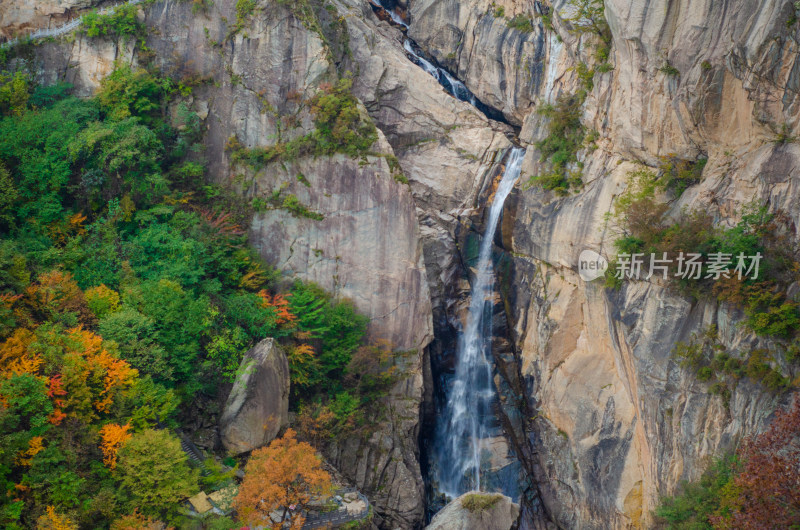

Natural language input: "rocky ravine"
[6,0,800,528]
[10,0,513,526]
[409,0,800,527]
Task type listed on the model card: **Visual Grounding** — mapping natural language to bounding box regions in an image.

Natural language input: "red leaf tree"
[715,397,800,528]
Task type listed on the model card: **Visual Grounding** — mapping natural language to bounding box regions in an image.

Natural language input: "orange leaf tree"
[24,271,93,326]
[258,291,297,327]
[233,428,331,527]
[99,423,132,469]
[0,328,37,376]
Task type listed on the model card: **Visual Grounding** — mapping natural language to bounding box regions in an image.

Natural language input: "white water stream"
[434,147,525,497]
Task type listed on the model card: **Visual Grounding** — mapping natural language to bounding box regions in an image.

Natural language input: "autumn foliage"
[233,429,331,527]
[0,71,370,528]
[100,423,132,469]
[36,506,77,530]
[258,291,297,326]
[657,398,800,528]
[287,343,315,387]
[712,397,800,528]
[15,436,44,467]
[24,271,94,326]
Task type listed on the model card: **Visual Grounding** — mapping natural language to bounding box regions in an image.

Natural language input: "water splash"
[434,147,526,497]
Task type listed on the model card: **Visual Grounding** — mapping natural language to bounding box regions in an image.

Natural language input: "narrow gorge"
[1,0,800,528]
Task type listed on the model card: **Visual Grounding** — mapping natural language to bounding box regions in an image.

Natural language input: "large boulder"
[426,492,519,530]
[219,338,289,454]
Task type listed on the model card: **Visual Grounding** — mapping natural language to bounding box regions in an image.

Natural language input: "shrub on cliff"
[607,173,800,343]
[309,77,377,157]
[83,4,146,43]
[461,493,503,513]
[532,93,587,194]
[654,455,740,529]
[656,398,800,528]
[226,76,378,171]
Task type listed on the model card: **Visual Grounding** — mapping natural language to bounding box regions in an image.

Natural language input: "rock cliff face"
[7,0,800,527]
[405,0,800,527]
[0,0,101,39]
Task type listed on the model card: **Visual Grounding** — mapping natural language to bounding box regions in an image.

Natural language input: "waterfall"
[439,69,478,106]
[404,40,441,81]
[434,147,526,498]
[403,40,478,107]
[375,0,409,29]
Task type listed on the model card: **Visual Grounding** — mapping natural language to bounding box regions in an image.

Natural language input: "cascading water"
[403,39,441,80]
[433,147,526,498]
[366,0,536,515]
[403,40,476,106]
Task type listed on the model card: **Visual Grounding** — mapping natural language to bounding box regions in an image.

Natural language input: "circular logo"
[578,249,608,282]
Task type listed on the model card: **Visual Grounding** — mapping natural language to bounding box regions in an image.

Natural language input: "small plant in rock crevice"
[531,92,587,195]
[659,61,680,77]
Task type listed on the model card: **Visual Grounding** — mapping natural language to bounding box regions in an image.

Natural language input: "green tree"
[289,282,330,338]
[125,217,206,289]
[116,429,198,517]
[654,455,739,528]
[0,71,29,117]
[124,279,211,384]
[0,374,53,521]
[99,307,173,381]
[0,161,18,228]
[83,5,146,43]
[69,118,166,205]
[117,376,180,430]
[0,98,99,224]
[319,299,367,381]
[97,66,167,123]
[222,292,281,340]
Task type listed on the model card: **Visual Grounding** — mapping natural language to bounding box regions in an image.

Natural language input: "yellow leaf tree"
[233,428,331,527]
[99,423,132,469]
[36,506,77,530]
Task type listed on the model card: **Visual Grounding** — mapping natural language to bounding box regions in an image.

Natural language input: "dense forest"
[0,65,393,528]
